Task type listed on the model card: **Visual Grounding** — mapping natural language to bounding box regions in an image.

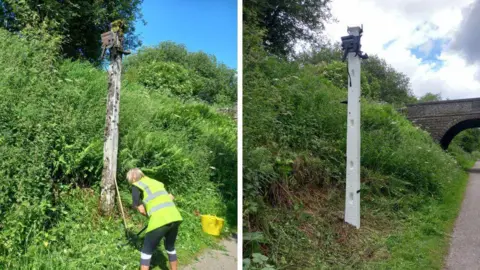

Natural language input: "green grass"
[244,153,472,270]
[1,188,227,269]
[365,171,469,269]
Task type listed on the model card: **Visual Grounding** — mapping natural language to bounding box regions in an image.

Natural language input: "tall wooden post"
[99,22,126,215]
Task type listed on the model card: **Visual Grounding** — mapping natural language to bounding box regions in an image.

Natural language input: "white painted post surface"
[100,43,122,216]
[344,26,362,229]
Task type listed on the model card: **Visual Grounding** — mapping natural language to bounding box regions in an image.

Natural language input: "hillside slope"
[243,28,478,269]
[0,29,236,269]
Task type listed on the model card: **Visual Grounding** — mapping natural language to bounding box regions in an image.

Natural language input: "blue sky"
[384,38,446,71]
[324,0,480,100]
[409,38,446,71]
[134,0,237,69]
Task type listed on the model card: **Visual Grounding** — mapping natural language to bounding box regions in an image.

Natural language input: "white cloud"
[324,0,480,100]
[418,40,434,56]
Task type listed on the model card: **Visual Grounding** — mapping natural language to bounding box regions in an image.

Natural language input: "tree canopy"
[0,0,144,64]
[244,0,334,56]
[124,42,237,105]
[419,92,442,102]
[296,45,417,106]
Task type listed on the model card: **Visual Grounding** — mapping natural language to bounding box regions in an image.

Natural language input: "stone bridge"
[404,97,480,149]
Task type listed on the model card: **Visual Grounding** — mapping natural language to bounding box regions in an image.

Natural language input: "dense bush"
[124,42,237,105]
[244,56,462,199]
[297,47,417,106]
[0,29,236,267]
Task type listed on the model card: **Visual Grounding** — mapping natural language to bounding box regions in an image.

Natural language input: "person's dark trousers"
[139,221,181,267]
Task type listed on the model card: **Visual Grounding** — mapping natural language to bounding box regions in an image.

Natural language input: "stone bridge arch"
[404,98,480,149]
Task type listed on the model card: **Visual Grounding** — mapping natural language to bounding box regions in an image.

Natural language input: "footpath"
[445,161,480,270]
[184,236,237,270]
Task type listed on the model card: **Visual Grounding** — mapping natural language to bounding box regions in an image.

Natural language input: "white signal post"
[341,26,368,229]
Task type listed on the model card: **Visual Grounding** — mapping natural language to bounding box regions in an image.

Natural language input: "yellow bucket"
[200,215,224,236]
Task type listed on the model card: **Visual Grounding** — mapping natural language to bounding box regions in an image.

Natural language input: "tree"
[419,92,442,102]
[124,42,237,105]
[361,55,416,105]
[454,129,480,153]
[296,44,416,105]
[0,0,144,64]
[294,41,343,64]
[244,0,334,56]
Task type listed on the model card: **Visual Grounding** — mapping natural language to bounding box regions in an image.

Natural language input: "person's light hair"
[126,168,145,184]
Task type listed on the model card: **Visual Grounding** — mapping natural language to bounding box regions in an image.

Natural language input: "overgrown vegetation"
[0,27,236,269]
[243,1,479,269]
[124,42,237,105]
[297,46,417,106]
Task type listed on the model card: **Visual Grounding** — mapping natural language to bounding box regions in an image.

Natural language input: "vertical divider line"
[237,0,244,268]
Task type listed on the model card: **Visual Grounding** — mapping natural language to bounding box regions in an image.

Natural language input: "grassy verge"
[245,168,470,270]
[2,188,228,270]
[365,170,469,269]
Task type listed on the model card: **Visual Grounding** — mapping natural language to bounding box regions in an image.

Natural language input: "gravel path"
[445,161,480,270]
[183,236,237,270]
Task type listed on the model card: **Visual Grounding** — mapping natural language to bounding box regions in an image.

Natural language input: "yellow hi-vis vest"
[133,177,183,232]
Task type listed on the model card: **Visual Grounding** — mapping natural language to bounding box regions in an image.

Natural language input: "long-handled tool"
[114,177,148,235]
[114,177,149,249]
[114,176,128,236]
